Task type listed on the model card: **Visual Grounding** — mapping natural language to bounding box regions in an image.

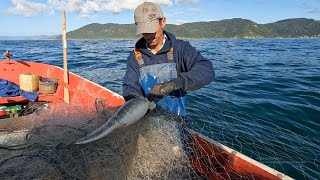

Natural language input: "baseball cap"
[134,2,164,35]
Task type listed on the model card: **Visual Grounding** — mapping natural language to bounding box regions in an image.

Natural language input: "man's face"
[142,18,166,50]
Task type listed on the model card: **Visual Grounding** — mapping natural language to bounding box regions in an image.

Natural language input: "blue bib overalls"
[134,48,187,117]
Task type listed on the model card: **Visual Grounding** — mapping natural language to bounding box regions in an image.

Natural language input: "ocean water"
[1,38,319,179]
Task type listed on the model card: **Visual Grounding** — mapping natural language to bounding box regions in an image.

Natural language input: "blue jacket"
[123,31,214,99]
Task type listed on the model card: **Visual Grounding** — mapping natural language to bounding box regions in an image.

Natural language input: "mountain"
[58,18,320,39]
[60,23,136,39]
[264,18,320,38]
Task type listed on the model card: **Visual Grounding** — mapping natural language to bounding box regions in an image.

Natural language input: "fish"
[75,97,154,145]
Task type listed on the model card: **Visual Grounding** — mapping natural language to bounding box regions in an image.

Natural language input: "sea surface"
[1,38,319,179]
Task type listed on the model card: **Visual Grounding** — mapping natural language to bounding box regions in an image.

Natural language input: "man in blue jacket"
[123,2,214,117]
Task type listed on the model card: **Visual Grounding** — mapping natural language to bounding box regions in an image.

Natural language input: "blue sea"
[1,39,319,179]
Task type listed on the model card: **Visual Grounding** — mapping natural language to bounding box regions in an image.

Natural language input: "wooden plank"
[62,10,70,104]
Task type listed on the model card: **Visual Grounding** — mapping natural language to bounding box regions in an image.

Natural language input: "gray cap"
[134,2,164,35]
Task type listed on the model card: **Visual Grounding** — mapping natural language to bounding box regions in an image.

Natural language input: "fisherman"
[123,2,214,118]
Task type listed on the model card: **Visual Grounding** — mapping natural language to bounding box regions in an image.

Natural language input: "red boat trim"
[190,130,294,180]
[0,60,125,110]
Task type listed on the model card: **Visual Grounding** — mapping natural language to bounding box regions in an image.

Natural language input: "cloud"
[307,8,320,14]
[188,8,202,14]
[7,0,47,17]
[171,10,184,16]
[299,2,320,15]
[175,0,200,4]
[6,0,180,17]
[175,19,188,25]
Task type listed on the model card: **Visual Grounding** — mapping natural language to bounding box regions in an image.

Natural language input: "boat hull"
[0,60,292,180]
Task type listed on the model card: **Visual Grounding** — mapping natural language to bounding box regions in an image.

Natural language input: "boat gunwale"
[190,130,294,180]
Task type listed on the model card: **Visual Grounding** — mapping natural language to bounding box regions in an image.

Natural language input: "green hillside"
[57,18,320,39]
[265,18,320,38]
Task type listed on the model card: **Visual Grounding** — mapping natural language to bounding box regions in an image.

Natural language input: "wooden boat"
[0,56,294,179]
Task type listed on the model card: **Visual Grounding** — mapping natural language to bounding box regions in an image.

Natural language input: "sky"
[0,0,319,36]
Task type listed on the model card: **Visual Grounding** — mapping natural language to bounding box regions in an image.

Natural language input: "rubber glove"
[124,93,140,102]
[148,80,176,101]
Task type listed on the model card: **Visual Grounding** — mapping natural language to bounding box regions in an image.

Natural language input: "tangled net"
[0,101,319,179]
[0,103,198,180]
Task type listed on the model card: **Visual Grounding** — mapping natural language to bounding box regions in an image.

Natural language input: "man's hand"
[148,80,176,101]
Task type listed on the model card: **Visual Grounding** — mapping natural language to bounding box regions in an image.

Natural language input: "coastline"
[1,37,319,41]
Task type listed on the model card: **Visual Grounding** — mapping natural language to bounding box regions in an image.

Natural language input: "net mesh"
[0,102,319,179]
[0,103,199,179]
[189,105,320,180]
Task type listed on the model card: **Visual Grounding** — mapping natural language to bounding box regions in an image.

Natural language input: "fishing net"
[188,104,320,180]
[0,101,319,179]
[0,103,200,180]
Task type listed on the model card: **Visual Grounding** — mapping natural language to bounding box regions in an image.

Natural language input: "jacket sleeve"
[122,52,143,101]
[172,41,215,91]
